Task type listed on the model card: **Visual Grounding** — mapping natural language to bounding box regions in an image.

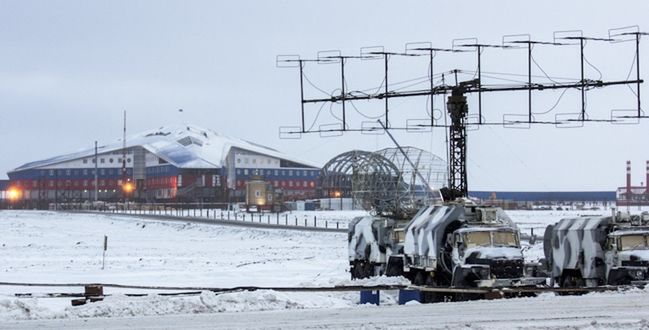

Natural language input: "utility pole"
[94,141,98,203]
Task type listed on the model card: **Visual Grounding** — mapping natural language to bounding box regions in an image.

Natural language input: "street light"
[122,181,135,194]
[7,187,21,202]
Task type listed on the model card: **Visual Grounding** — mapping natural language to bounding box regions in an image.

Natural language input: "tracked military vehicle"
[544,211,649,287]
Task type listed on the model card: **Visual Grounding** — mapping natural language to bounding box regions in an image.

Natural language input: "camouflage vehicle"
[544,211,649,287]
[349,199,544,301]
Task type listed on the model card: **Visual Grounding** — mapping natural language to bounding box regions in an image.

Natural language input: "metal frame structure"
[278,27,647,198]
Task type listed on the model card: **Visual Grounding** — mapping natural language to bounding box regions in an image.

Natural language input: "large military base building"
[6,125,320,208]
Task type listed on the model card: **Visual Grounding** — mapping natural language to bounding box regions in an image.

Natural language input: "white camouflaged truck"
[544,211,649,288]
[348,198,544,302]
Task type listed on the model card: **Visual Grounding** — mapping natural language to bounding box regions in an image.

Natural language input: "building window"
[274,170,278,176]
[66,169,71,176]
[289,181,293,187]
[100,180,105,187]
[83,169,88,176]
[49,170,54,177]
[303,181,307,187]
[252,158,256,164]
[127,158,131,163]
[83,159,88,164]
[83,180,88,187]
[92,159,96,164]
[289,170,293,176]
[244,158,249,164]
[244,169,249,175]
[303,170,307,176]
[100,158,105,164]
[236,169,241,175]
[274,180,278,187]
[49,180,54,187]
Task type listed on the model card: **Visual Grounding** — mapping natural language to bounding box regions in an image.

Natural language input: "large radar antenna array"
[278,26,647,200]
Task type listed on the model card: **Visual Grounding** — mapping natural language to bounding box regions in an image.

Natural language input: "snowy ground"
[1,209,648,329]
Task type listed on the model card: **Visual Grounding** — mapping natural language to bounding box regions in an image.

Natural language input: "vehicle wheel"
[559,273,584,295]
[422,275,444,303]
[385,257,404,277]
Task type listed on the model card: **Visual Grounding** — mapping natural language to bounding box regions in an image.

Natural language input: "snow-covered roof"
[10,124,319,172]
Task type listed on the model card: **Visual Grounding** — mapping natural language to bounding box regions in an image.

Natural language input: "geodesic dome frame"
[320,147,446,218]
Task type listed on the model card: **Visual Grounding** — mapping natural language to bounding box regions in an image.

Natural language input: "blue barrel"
[359,290,380,305]
[398,289,421,305]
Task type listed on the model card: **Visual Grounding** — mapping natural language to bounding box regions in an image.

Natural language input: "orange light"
[333,191,342,198]
[122,182,135,193]
[7,187,21,201]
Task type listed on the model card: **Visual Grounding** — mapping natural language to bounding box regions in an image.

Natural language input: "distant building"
[6,125,319,208]
[0,180,9,206]
[616,160,649,207]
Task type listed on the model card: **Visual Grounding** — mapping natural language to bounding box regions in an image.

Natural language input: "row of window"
[82,157,132,164]
[40,168,132,177]
[235,168,318,178]
[236,180,316,189]
[236,157,275,165]
[19,179,124,188]
[146,166,174,174]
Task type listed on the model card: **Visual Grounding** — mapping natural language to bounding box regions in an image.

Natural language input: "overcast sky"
[1,0,648,191]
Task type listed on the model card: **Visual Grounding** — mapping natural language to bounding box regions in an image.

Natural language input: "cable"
[583,56,603,81]
[531,54,561,84]
[306,101,330,132]
[479,70,577,81]
[625,51,639,97]
[328,89,343,125]
[303,73,332,96]
[532,88,570,115]
[349,100,384,120]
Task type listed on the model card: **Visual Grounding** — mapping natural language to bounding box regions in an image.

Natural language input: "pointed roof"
[10,124,318,173]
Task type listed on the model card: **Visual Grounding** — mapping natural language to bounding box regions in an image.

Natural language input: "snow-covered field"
[2,209,649,329]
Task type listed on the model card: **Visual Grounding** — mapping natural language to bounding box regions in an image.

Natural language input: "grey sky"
[1,0,647,191]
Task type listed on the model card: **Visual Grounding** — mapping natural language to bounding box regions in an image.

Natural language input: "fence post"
[326,221,328,229]
[314,216,317,227]
[295,217,297,226]
[267,215,270,224]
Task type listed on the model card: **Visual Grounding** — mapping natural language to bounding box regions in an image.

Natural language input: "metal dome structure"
[375,146,446,199]
[320,147,446,218]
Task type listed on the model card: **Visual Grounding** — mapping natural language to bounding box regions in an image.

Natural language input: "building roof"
[9,125,318,173]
